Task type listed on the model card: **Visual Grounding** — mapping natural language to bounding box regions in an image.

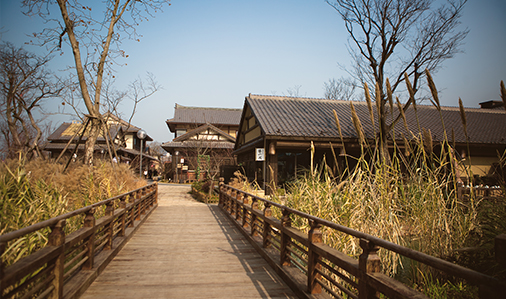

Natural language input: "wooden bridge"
[1,182,505,299]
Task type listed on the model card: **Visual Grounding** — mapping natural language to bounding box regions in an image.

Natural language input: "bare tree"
[0,42,62,158]
[323,77,357,101]
[284,85,305,98]
[326,0,468,156]
[22,0,170,165]
[103,72,161,139]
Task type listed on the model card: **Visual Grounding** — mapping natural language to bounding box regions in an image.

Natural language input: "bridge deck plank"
[81,184,297,299]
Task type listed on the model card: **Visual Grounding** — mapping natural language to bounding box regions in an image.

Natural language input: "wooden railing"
[457,185,504,200]
[218,181,505,299]
[1,183,158,299]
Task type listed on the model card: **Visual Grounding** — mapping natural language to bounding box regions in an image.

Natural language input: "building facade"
[162,104,242,182]
[234,94,506,194]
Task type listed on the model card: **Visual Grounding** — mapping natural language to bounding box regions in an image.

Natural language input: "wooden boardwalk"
[81,184,297,299]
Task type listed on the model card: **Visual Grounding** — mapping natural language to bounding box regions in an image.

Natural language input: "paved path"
[81,184,297,298]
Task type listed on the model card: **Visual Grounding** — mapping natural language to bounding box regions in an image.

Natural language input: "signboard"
[255,148,265,161]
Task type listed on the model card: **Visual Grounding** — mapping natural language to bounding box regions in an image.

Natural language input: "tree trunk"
[84,118,101,165]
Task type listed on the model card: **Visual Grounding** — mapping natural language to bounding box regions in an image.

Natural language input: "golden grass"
[0,157,146,266]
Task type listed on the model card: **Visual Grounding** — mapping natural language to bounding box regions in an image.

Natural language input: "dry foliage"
[1,157,145,266]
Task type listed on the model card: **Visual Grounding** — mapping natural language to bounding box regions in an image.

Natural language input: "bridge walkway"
[81,184,297,299]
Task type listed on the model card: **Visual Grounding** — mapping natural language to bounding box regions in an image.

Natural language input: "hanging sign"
[255,148,265,161]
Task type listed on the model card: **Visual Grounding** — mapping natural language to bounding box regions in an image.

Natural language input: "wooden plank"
[81,184,298,299]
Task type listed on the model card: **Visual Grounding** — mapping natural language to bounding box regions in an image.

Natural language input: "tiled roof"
[246,94,506,145]
[166,104,242,131]
[47,113,153,143]
[47,122,123,142]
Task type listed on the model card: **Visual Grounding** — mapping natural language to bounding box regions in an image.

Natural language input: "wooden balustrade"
[0,182,158,299]
[218,181,505,299]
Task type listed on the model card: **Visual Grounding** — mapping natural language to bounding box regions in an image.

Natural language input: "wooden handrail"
[218,181,506,299]
[1,182,158,299]
[0,183,155,244]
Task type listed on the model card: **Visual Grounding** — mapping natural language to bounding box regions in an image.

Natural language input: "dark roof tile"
[166,104,242,130]
[246,94,506,145]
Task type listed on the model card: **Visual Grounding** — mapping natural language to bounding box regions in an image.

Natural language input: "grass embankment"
[0,157,145,267]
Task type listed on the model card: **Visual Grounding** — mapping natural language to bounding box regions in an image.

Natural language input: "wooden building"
[234,94,506,194]
[162,104,242,182]
[44,113,158,173]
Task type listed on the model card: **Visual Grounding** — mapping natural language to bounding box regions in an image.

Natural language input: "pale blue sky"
[1,0,505,143]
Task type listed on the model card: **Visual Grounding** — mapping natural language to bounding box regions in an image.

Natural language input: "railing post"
[280,208,292,266]
[236,192,243,221]
[128,193,135,227]
[135,190,141,221]
[242,195,250,228]
[226,187,232,213]
[358,239,380,299]
[263,203,272,248]
[308,220,322,294]
[154,182,159,206]
[495,234,506,265]
[0,241,5,295]
[119,196,127,237]
[251,198,259,237]
[140,188,147,216]
[83,208,96,270]
[49,219,66,299]
[230,190,237,217]
[479,234,506,298]
[105,201,114,250]
[218,178,224,207]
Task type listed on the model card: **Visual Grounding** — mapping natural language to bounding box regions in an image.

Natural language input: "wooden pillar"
[105,201,114,250]
[231,190,237,218]
[242,195,250,228]
[263,204,272,248]
[251,198,259,237]
[128,193,135,227]
[119,196,127,237]
[280,208,292,266]
[495,234,506,265]
[358,239,381,299]
[49,219,66,299]
[140,188,147,215]
[266,141,278,196]
[307,221,322,294]
[83,208,96,270]
[135,190,141,221]
[0,241,5,295]
[236,192,243,221]
[218,178,225,207]
[226,188,232,213]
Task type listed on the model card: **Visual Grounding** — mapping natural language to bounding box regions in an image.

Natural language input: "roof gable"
[173,123,236,143]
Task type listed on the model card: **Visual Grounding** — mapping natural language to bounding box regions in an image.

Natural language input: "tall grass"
[260,74,506,296]
[0,156,145,266]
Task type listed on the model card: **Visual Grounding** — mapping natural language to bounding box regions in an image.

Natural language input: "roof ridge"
[175,103,241,111]
[248,94,506,113]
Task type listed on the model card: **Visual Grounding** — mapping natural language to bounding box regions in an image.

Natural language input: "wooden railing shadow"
[1,183,158,299]
[206,204,296,298]
[218,181,506,299]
